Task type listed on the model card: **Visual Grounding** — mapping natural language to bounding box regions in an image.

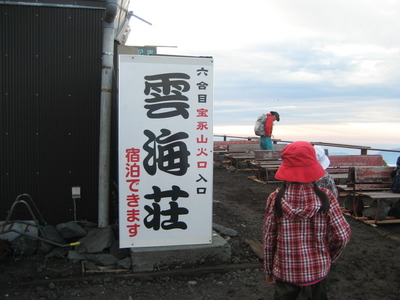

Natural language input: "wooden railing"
[214,135,400,155]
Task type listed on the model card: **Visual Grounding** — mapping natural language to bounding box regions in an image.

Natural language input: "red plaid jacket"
[263,183,351,285]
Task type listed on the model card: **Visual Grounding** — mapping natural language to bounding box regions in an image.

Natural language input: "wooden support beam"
[17,262,263,286]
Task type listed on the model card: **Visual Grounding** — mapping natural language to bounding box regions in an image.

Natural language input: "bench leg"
[352,194,358,217]
[257,166,262,181]
[374,199,381,224]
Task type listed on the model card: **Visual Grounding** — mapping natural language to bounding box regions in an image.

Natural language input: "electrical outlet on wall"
[72,186,81,199]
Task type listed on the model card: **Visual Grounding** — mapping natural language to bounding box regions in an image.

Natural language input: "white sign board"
[118,55,214,248]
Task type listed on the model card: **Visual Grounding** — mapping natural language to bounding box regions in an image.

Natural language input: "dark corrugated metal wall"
[0,4,104,224]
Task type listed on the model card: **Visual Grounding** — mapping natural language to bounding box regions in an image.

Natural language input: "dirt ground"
[1,165,400,300]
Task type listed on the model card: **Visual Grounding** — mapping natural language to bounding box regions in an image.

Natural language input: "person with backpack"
[259,111,280,150]
[263,141,351,300]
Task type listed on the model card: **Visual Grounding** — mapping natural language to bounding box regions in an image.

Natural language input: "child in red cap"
[263,141,351,299]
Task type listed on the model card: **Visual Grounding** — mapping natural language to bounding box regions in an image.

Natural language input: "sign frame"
[118,55,214,248]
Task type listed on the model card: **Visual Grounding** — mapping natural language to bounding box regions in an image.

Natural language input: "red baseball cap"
[275,141,325,183]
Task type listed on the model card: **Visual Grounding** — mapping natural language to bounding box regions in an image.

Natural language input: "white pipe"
[98,0,119,228]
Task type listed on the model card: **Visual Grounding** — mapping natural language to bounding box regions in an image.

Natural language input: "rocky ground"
[0,165,400,299]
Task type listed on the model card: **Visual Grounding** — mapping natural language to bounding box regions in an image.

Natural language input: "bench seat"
[343,166,399,224]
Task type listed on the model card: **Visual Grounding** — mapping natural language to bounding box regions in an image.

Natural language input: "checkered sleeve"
[263,191,278,276]
[327,195,351,262]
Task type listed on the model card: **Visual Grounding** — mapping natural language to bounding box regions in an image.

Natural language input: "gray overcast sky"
[126,0,400,150]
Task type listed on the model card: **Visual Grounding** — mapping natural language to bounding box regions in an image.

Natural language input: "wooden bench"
[343,166,400,224]
[253,150,282,160]
[328,155,384,185]
[224,144,261,168]
[250,150,283,182]
[227,143,260,153]
[213,140,259,163]
[213,145,228,162]
[329,154,384,170]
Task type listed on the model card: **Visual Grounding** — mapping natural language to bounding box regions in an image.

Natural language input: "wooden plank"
[329,155,383,167]
[328,168,350,174]
[214,150,228,154]
[354,166,394,183]
[250,162,282,169]
[337,185,351,191]
[259,164,281,169]
[252,159,282,165]
[331,173,348,179]
[227,143,260,153]
[354,183,391,190]
[364,219,400,225]
[249,177,267,184]
[214,140,259,148]
[358,192,400,200]
[18,262,262,286]
[253,150,282,160]
[256,160,282,165]
[224,153,253,160]
[229,154,255,159]
[244,238,263,260]
[344,214,400,229]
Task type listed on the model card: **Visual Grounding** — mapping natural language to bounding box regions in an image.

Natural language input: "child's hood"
[279,197,322,220]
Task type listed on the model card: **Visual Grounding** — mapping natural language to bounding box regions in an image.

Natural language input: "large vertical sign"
[118,55,214,248]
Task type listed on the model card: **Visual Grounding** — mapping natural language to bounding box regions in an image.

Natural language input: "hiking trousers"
[274,279,328,300]
[260,136,274,150]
